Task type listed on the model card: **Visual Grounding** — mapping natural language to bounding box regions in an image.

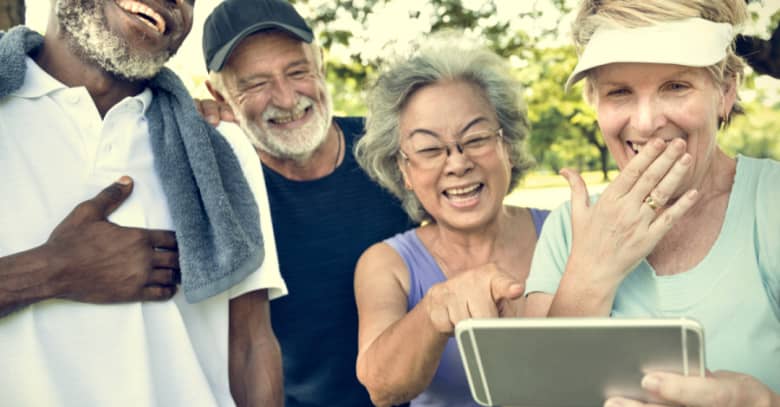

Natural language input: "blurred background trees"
[292,0,780,178]
[5,0,779,176]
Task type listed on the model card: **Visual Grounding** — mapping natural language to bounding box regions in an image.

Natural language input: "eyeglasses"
[398,128,504,170]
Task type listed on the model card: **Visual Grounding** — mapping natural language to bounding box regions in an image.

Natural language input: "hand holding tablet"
[456,318,705,407]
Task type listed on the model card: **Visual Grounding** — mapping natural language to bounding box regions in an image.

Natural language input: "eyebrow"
[235,59,312,88]
[407,117,489,139]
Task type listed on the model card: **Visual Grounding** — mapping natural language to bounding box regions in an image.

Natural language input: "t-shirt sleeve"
[525,201,573,296]
[217,122,288,301]
[755,158,780,317]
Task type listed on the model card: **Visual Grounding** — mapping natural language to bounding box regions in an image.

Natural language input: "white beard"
[55,0,172,80]
[237,93,334,164]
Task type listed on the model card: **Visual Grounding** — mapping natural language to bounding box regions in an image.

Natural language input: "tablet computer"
[455,317,705,407]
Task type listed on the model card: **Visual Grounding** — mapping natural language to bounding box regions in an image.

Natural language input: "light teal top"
[525,155,780,392]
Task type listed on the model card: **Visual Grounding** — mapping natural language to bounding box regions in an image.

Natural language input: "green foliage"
[718,101,780,160]
[295,0,779,171]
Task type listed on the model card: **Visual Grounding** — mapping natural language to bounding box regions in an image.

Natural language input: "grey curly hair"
[354,35,533,223]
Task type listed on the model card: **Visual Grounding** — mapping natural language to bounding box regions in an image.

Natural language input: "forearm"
[230,325,283,406]
[357,301,450,407]
[547,258,619,317]
[229,290,282,407]
[771,389,780,407]
[0,245,62,318]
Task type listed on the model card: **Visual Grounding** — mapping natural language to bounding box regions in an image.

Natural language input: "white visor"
[566,17,734,91]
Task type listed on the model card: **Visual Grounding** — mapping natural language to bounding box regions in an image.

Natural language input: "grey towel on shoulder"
[0,26,264,303]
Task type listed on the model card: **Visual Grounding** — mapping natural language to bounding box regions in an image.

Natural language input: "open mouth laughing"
[265,99,314,126]
[443,183,484,207]
[116,0,166,34]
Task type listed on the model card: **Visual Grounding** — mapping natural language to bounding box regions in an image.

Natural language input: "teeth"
[269,108,307,124]
[445,184,480,196]
[116,0,166,34]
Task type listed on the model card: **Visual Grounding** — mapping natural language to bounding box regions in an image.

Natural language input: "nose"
[444,144,473,176]
[270,77,298,110]
[631,97,667,136]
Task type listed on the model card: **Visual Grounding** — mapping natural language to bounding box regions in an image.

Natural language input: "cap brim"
[565,18,733,91]
[208,22,314,72]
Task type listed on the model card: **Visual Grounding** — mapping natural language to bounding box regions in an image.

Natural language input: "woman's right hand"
[424,264,525,335]
[561,138,699,290]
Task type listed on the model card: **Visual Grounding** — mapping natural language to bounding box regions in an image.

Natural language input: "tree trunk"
[0,0,24,30]
[599,145,610,182]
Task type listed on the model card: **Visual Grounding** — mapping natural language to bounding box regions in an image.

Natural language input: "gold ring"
[644,195,660,211]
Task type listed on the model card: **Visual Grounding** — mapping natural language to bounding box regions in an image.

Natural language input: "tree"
[0,0,24,30]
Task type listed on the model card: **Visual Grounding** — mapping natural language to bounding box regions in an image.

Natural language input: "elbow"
[356,356,413,407]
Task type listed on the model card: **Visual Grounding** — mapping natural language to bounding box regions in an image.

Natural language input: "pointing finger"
[490,273,525,303]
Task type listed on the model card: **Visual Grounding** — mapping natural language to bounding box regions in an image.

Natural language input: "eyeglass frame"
[397,127,505,169]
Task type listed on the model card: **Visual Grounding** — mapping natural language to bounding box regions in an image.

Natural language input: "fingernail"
[641,374,661,391]
[117,176,132,185]
[687,189,699,200]
[653,138,665,148]
[680,153,692,165]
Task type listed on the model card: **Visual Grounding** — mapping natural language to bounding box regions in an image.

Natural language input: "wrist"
[550,261,619,317]
[33,243,68,300]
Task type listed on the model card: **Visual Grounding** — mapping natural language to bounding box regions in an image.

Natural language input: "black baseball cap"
[203,0,314,72]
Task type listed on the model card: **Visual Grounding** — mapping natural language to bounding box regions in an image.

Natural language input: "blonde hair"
[572,0,748,124]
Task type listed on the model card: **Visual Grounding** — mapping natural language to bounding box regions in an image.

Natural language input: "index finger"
[489,273,525,303]
[610,138,666,197]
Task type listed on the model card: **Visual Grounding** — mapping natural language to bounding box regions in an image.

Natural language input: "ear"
[397,157,413,190]
[318,47,326,77]
[205,80,227,103]
[719,75,738,117]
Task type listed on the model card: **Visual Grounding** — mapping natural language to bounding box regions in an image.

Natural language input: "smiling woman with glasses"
[352,34,549,407]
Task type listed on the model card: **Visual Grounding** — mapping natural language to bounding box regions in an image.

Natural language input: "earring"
[718,111,728,131]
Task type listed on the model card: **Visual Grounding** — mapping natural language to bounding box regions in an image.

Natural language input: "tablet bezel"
[455,317,705,407]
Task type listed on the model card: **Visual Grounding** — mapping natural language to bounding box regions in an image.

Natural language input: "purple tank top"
[384,208,549,407]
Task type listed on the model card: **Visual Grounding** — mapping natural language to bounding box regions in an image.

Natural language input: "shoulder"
[356,240,411,294]
[216,122,260,169]
[216,122,251,150]
[737,156,780,215]
[334,116,366,138]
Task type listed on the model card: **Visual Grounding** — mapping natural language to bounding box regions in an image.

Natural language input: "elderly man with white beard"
[202,0,412,406]
[0,0,286,406]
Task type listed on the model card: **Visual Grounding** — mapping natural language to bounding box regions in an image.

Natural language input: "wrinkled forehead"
[566,18,734,91]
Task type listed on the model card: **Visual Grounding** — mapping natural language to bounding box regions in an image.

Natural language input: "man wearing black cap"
[203,0,412,406]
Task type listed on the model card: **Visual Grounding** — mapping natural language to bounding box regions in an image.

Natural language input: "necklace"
[332,125,343,172]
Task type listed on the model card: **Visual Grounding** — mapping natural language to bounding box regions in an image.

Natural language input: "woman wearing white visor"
[524,0,780,406]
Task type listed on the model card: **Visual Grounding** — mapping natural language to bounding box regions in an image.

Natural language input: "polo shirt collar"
[12,56,153,114]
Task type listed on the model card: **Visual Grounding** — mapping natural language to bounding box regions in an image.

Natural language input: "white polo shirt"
[0,58,287,406]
